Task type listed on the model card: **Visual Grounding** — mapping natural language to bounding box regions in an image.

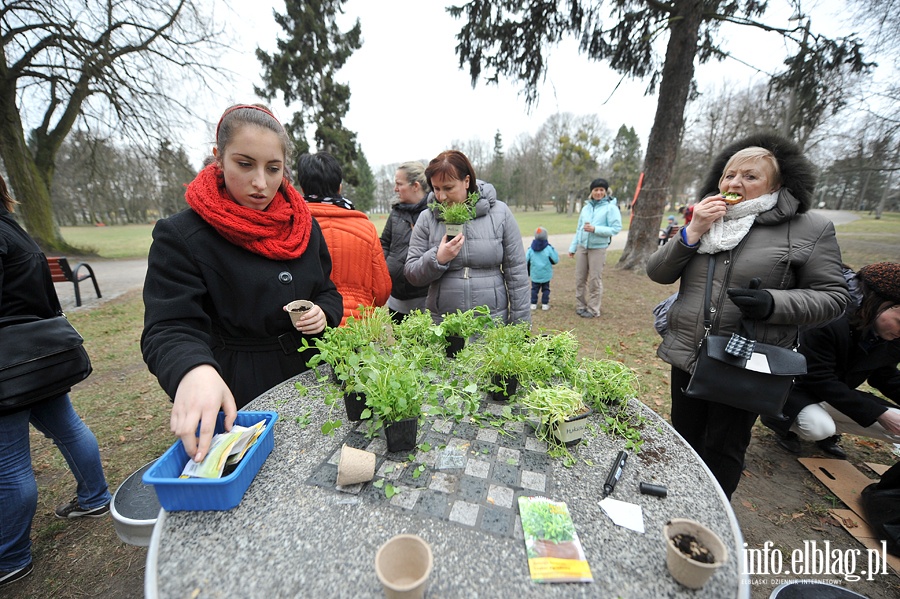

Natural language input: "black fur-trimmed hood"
[697,133,817,213]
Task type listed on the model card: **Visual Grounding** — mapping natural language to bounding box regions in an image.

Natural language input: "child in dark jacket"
[526,227,559,311]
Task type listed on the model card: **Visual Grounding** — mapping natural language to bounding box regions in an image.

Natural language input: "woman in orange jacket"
[297,152,391,325]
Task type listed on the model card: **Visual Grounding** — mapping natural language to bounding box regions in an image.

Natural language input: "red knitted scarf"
[185,164,311,260]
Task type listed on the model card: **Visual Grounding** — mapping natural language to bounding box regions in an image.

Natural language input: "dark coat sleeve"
[788,319,897,427]
[141,217,221,400]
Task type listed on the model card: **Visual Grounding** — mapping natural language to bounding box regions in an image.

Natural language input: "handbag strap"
[701,255,716,335]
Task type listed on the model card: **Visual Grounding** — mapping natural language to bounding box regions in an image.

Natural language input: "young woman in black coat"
[142,104,343,463]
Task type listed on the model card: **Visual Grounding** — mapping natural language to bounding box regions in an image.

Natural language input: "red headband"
[215,104,280,143]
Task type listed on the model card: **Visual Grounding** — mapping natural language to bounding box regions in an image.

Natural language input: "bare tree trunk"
[618,1,703,271]
[875,169,891,219]
[0,105,75,252]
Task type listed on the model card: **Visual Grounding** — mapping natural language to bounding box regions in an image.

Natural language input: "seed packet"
[517,496,593,583]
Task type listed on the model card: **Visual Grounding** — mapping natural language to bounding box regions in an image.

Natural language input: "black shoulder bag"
[0,289,92,414]
[683,256,806,417]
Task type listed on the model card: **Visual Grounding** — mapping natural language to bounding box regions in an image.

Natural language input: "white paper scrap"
[599,497,645,534]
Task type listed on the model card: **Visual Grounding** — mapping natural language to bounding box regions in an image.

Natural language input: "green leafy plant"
[435,191,478,225]
[518,385,587,431]
[392,309,446,369]
[459,322,539,395]
[574,358,640,409]
[528,330,580,383]
[436,305,493,339]
[356,352,427,424]
[392,309,441,347]
[301,305,394,384]
[518,385,590,463]
[599,406,646,453]
[373,478,399,498]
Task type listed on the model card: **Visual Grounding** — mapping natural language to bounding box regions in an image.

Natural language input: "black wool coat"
[141,209,344,408]
[0,206,59,319]
[785,314,900,427]
[380,197,430,301]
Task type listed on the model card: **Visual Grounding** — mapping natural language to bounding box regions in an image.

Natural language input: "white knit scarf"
[698,192,779,254]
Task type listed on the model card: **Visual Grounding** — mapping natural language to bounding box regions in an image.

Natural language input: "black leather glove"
[726,278,774,320]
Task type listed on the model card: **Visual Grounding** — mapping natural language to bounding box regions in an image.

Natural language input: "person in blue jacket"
[568,178,622,318]
[526,227,559,311]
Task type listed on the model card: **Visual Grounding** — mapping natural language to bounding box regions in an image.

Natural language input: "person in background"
[568,178,622,318]
[647,133,849,500]
[682,203,694,225]
[296,151,391,326]
[763,262,900,458]
[142,104,343,464]
[526,226,559,311]
[381,161,431,323]
[405,149,530,325]
[0,174,112,589]
[659,215,679,246]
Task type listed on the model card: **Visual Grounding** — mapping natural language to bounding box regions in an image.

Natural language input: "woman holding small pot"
[404,150,530,325]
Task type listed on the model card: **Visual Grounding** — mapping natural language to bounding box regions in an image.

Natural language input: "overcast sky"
[187,0,846,170]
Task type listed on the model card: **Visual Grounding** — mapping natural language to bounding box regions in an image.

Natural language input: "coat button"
[278,271,292,284]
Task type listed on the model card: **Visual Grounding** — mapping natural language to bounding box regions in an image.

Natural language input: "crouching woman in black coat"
[763,262,900,456]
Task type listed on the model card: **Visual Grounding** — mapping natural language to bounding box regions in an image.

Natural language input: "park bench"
[47,256,102,307]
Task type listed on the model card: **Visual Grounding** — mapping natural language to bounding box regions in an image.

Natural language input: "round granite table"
[146,365,750,598]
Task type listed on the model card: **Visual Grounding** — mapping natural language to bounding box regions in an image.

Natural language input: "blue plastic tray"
[143,411,278,511]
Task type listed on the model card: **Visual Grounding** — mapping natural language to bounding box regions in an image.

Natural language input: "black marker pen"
[602,450,628,498]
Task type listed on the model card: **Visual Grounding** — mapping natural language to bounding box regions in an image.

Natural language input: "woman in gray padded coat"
[647,133,849,500]
[404,150,530,325]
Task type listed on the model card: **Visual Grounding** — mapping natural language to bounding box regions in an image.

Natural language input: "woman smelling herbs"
[404,150,530,325]
[646,133,849,500]
[142,104,343,464]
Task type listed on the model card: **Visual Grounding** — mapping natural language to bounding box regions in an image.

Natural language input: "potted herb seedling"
[518,385,592,448]
[356,352,428,453]
[392,309,446,369]
[461,322,535,400]
[436,305,493,357]
[528,330,581,384]
[436,191,478,241]
[302,306,393,425]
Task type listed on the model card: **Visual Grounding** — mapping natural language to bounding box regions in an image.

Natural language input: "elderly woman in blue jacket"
[404,150,530,325]
[568,178,622,318]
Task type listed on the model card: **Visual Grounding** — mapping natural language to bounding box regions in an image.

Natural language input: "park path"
[56,209,858,312]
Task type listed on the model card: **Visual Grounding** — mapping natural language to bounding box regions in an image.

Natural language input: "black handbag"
[0,314,93,413]
[683,256,806,417]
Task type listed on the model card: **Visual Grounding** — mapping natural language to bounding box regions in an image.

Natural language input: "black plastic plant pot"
[445,335,465,358]
[384,417,418,453]
[343,391,368,422]
[488,374,518,401]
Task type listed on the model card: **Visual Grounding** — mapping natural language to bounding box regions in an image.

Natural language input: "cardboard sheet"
[829,509,900,577]
[799,458,899,578]
[798,458,874,516]
[865,462,890,476]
